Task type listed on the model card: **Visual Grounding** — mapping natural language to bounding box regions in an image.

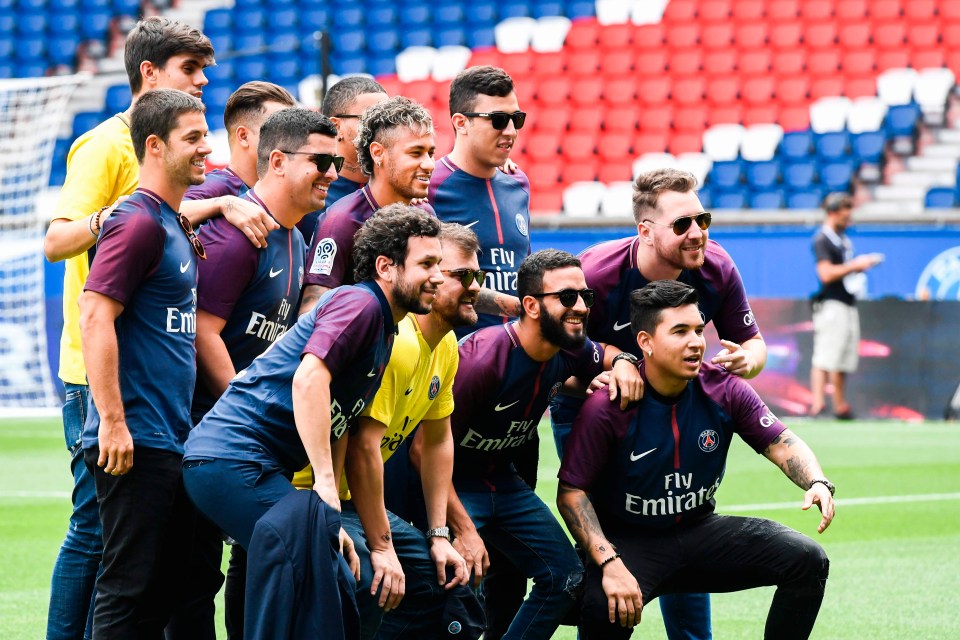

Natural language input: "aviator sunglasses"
[175,212,206,259]
[280,151,346,173]
[460,111,527,130]
[643,212,712,236]
[530,288,596,309]
[441,268,487,288]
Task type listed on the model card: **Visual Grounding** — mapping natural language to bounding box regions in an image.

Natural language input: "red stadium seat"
[731,0,765,22]
[669,132,704,155]
[707,104,744,127]
[376,76,404,98]
[633,24,666,50]
[807,50,841,75]
[525,132,561,162]
[564,20,600,49]
[600,24,634,49]
[633,131,670,155]
[943,4,960,21]
[601,105,641,133]
[562,132,598,163]
[872,21,906,48]
[570,77,604,107]
[779,105,811,131]
[596,162,633,185]
[525,161,562,188]
[599,50,634,76]
[947,51,960,76]
[772,51,805,78]
[531,105,570,132]
[604,77,639,106]
[734,22,768,49]
[841,50,876,76]
[742,76,775,105]
[529,187,563,214]
[636,104,674,131]
[637,77,671,105]
[776,76,810,105]
[666,23,700,49]
[698,0,732,22]
[944,23,960,50]
[597,132,633,163]
[809,77,845,100]
[673,105,708,133]
[769,22,803,49]
[672,77,706,106]
[876,49,910,71]
[868,0,903,20]
[742,104,779,126]
[634,50,668,75]
[804,22,838,49]
[467,48,504,68]
[906,22,940,50]
[911,48,946,70]
[844,75,879,99]
[533,52,567,77]
[767,0,800,21]
[702,50,737,75]
[838,22,871,49]
[701,23,734,50]
[560,160,599,184]
[662,0,697,22]
[800,0,833,21]
[566,50,600,77]
[738,49,772,75]
[669,50,702,76]
[835,0,868,20]
[499,51,536,77]
[402,80,436,106]
[903,0,937,21]
[706,75,740,106]
[536,76,572,107]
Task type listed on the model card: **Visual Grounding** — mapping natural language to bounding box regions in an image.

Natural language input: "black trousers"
[578,514,829,640]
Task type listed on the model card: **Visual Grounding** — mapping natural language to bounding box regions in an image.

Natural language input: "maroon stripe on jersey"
[485,179,504,245]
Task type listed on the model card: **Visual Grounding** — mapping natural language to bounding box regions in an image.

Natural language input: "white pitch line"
[721,492,960,513]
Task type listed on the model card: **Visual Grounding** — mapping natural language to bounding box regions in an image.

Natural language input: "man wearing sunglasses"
[300,96,436,315]
[340,223,486,639]
[77,89,212,637]
[432,250,642,640]
[550,168,768,640]
[186,108,340,638]
[430,65,530,336]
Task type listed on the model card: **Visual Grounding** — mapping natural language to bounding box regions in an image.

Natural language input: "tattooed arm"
[558,482,643,627]
[475,288,521,318]
[763,428,836,533]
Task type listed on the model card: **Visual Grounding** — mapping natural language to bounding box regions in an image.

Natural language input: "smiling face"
[431,242,481,328]
[376,126,436,201]
[151,53,209,99]
[458,91,521,171]
[639,304,706,382]
[161,110,211,188]
[641,189,709,272]
[535,266,590,350]
[282,132,339,213]
[392,235,444,315]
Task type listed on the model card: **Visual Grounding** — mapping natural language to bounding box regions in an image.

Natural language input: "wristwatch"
[808,478,835,496]
[425,526,451,541]
[611,352,639,368]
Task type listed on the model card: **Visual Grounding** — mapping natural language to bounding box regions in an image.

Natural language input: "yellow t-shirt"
[55,114,139,384]
[338,314,458,501]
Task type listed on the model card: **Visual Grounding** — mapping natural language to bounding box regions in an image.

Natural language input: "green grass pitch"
[3,416,959,638]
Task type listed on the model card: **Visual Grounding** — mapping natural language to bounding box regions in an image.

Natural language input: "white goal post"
[0,74,88,411]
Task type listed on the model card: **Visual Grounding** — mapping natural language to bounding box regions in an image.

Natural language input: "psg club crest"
[515,213,528,237]
[698,429,720,453]
[428,375,441,400]
[548,381,562,401]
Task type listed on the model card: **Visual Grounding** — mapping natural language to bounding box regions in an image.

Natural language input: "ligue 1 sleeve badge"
[698,429,720,453]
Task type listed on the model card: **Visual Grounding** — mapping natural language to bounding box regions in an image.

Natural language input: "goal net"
[0,74,87,410]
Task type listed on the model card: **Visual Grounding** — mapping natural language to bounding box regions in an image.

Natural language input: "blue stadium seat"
[466,26,496,48]
[331,52,367,75]
[233,0,262,9]
[0,11,12,35]
[399,3,431,27]
[0,33,12,59]
[233,57,267,84]
[79,10,111,40]
[205,59,233,83]
[267,56,299,85]
[366,52,396,77]
[749,188,785,209]
[233,33,266,52]
[49,138,72,185]
[79,0,109,10]
[434,4,465,23]
[50,0,79,10]
[366,4,397,25]
[400,28,433,48]
[783,161,817,190]
[884,104,921,138]
[18,60,47,77]
[434,26,467,47]
[233,8,265,30]
[0,0,12,9]
[924,187,957,209]
[72,111,104,138]
[852,131,886,164]
[712,189,747,209]
[0,61,13,78]
[207,33,232,58]
[17,11,47,34]
[533,0,566,18]
[745,160,780,189]
[203,8,232,35]
[779,130,814,161]
[204,84,231,114]
[367,26,400,54]
[465,0,497,24]
[697,186,713,209]
[820,161,854,191]
[786,189,825,209]
[332,6,363,27]
[104,84,131,113]
[565,0,597,18]
[19,0,47,11]
[49,12,80,35]
[15,35,46,61]
[267,33,299,54]
[332,28,365,54]
[299,55,320,76]
[708,160,743,189]
[815,132,851,162]
[48,34,81,66]
[111,0,140,17]
[267,8,297,32]
[299,7,329,33]
[501,4,531,18]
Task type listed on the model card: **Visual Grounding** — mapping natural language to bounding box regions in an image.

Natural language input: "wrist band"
[89,206,108,237]
[599,552,621,568]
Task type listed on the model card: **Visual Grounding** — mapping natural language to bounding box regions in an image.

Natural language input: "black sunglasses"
[530,288,595,308]
[460,111,526,130]
[643,212,712,236]
[279,151,345,173]
[175,212,206,260]
[441,268,486,289]
[332,113,361,119]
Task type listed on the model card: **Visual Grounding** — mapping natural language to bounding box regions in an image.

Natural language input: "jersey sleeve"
[54,124,137,221]
[558,391,622,490]
[423,336,458,421]
[723,373,787,453]
[183,174,240,201]
[304,213,357,288]
[84,212,165,305]
[302,291,381,377]
[196,222,260,320]
[574,338,605,382]
[812,233,837,264]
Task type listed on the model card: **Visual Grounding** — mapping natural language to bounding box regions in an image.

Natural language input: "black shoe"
[835,410,855,421]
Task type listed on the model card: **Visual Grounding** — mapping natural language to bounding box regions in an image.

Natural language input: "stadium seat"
[600,76,640,107]
[395,46,436,82]
[808,77,845,102]
[598,49,633,76]
[601,104,640,134]
[634,50,668,75]
[365,4,398,25]
[910,48,945,71]
[633,131,669,155]
[500,3,531,19]
[669,132,704,155]
[495,17,536,53]
[741,124,783,162]
[600,181,634,217]
[567,49,600,76]
[904,0,937,20]
[665,23,700,49]
[561,132,598,164]
[807,50,840,76]
[847,98,888,134]
[835,0,868,20]
[820,161,854,191]
[675,152,713,186]
[570,76,604,107]
[111,0,139,17]
[17,11,46,34]
[852,131,886,164]
[924,187,957,209]
[776,76,809,105]
[743,105,779,127]
[434,26,467,48]
[884,104,921,137]
[745,161,779,189]
[562,181,605,217]
[782,160,817,190]
[872,21,906,49]
[332,6,364,27]
[633,23,666,50]
[875,49,910,73]
[867,0,902,20]
[526,161,562,188]
[779,106,811,131]
[914,68,956,120]
[531,15,571,52]
[738,49,771,76]
[712,189,747,209]
[566,0,596,20]
[597,132,632,163]
[636,105,673,132]
[525,131,561,162]
[234,58,267,84]
[48,11,80,35]
[669,50,702,77]
[465,26,495,49]
[741,76,775,105]
[702,124,744,161]
[706,75,740,106]
[707,160,743,189]
[844,76,879,100]
[637,77,671,105]
[15,35,46,62]
[841,50,876,77]
[432,45,471,82]
[877,68,918,106]
[672,77,705,106]
[464,0,496,24]
[749,188,785,209]
[772,49,805,76]
[633,153,678,179]
[734,22,768,49]
[701,23,734,50]
[300,7,329,32]
[103,84,131,113]
[803,22,837,49]
[837,22,871,49]
[815,131,851,161]
[233,33,266,53]
[673,106,708,133]
[531,0,565,19]
[786,189,824,209]
[769,22,802,49]
[697,186,713,209]
[561,160,599,183]
[810,97,851,134]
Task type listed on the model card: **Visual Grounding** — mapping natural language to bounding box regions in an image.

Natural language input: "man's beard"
[539,302,587,350]
[393,273,432,315]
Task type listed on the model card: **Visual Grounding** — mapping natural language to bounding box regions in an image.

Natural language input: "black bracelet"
[599,552,621,568]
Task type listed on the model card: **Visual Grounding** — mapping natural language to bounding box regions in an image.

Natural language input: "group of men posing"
[45,16,837,640]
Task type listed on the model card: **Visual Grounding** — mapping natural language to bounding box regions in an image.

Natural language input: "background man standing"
[809,192,883,419]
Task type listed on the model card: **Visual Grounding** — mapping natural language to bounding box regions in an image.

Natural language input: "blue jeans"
[550,395,713,640]
[47,382,102,640]
[457,483,582,640]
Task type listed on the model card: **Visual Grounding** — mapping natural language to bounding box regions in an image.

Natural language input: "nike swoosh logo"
[494,400,519,412]
[404,388,413,395]
[613,321,631,331]
[367,368,378,378]
[269,267,283,278]
[180,261,191,273]
[630,448,656,462]
[464,221,480,228]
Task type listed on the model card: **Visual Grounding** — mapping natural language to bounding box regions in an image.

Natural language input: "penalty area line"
[722,492,960,513]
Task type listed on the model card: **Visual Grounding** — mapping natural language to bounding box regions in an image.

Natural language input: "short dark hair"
[823,192,853,213]
[354,96,434,176]
[633,168,699,225]
[516,249,581,315]
[439,222,480,257]
[629,280,700,336]
[353,204,441,282]
[257,108,338,177]
[321,76,387,116]
[223,81,296,134]
[449,66,515,116]
[130,89,205,163]
[124,17,214,95]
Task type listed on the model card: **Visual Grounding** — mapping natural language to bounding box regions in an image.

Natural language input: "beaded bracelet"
[88,205,109,237]
[599,552,621,568]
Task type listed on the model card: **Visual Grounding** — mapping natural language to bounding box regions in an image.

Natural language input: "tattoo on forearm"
[558,485,606,549]
[783,456,812,487]
[476,289,520,318]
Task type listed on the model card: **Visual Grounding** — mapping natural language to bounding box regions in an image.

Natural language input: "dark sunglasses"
[530,288,595,308]
[460,111,527,130]
[175,212,206,260]
[332,113,361,119]
[279,151,345,173]
[441,268,486,288]
[643,212,712,236]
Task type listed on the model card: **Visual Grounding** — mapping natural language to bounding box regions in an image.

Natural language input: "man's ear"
[144,133,163,158]
[637,221,654,246]
[521,295,539,319]
[139,60,159,89]
[375,254,396,283]
[235,124,251,149]
[451,113,468,136]
[637,330,654,358]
